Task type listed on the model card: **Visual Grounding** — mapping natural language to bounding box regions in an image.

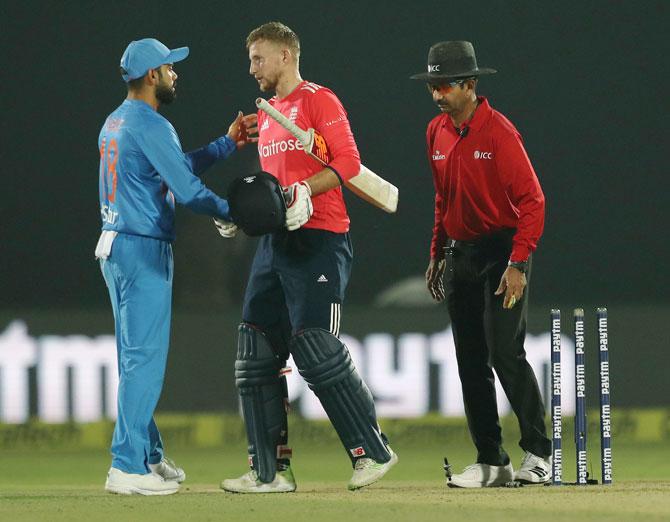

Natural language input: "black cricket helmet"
[228,171,286,236]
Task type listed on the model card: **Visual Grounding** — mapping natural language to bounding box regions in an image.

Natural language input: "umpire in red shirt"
[411,41,552,488]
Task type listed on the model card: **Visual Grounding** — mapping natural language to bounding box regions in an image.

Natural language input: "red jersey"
[257,81,361,233]
[426,97,545,262]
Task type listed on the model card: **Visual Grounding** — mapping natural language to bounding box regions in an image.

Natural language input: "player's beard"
[156,70,177,105]
[257,75,278,93]
[156,82,177,105]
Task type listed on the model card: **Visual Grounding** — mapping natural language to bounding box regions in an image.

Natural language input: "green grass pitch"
[1,436,668,522]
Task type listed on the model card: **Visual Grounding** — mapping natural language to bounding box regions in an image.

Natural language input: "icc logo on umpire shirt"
[474,150,493,159]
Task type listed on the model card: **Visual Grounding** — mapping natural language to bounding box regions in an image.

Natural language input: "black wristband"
[508,260,528,274]
[325,165,344,186]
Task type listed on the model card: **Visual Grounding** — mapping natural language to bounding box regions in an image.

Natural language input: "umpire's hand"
[425,258,446,302]
[495,266,527,309]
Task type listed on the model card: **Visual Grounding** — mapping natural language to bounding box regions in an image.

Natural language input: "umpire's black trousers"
[444,229,552,465]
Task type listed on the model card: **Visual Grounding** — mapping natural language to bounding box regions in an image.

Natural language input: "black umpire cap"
[228,171,286,236]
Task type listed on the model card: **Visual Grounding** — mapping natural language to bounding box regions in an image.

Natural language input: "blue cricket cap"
[120,38,189,82]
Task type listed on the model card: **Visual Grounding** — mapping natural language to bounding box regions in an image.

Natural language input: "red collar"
[444,96,491,133]
[468,96,491,131]
[273,80,310,103]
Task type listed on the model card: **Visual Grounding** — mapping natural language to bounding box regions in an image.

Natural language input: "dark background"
[3,0,668,310]
[1,1,668,412]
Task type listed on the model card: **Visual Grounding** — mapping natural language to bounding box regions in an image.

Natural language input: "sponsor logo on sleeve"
[105,118,124,132]
[432,150,446,161]
[325,116,346,127]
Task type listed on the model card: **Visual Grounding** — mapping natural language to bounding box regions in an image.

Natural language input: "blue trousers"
[242,229,352,350]
[100,233,173,474]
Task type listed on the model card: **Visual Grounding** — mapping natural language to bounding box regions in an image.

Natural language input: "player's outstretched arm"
[140,120,230,220]
[227,111,258,149]
[186,112,258,176]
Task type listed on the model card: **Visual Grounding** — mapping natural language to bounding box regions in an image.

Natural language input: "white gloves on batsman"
[283,181,313,231]
[213,218,238,238]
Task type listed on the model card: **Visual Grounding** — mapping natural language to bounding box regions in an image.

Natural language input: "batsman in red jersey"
[218,22,396,494]
[411,41,552,488]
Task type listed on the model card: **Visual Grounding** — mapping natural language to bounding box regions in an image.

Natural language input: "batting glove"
[283,181,313,231]
[213,218,238,238]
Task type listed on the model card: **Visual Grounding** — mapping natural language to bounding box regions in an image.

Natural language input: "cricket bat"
[256,97,398,213]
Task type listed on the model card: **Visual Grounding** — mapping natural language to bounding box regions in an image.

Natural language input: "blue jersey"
[98,99,234,241]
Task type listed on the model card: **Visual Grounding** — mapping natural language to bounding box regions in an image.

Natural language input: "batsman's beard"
[257,76,278,92]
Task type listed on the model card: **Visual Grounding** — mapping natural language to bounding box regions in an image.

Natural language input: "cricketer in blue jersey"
[96,38,257,496]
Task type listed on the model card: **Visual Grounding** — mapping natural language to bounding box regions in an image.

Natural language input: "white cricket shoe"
[347,447,399,491]
[104,467,180,496]
[149,457,186,483]
[220,467,296,493]
[514,452,552,484]
[448,462,514,488]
